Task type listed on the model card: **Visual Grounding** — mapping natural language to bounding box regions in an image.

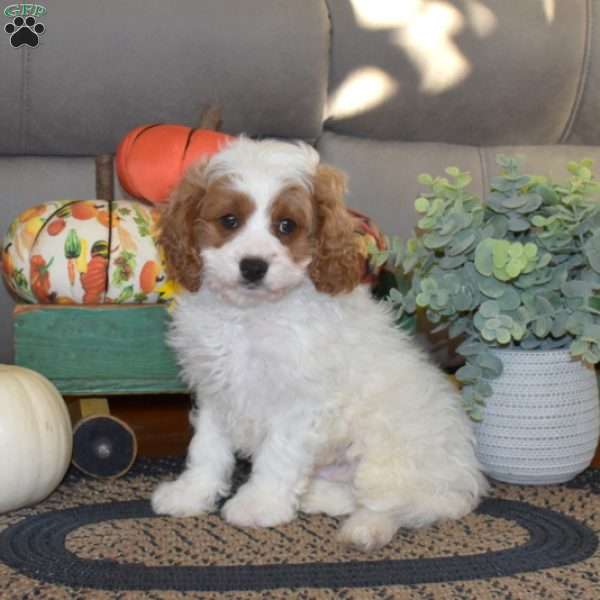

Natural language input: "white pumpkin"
[0,365,72,513]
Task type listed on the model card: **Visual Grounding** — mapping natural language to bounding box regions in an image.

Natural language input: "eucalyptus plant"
[374,156,600,420]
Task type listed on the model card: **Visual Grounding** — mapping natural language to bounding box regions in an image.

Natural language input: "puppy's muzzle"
[240,257,269,284]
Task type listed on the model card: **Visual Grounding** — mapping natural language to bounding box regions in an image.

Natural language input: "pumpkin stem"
[197,105,222,131]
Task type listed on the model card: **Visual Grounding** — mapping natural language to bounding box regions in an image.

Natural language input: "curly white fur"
[151,138,487,551]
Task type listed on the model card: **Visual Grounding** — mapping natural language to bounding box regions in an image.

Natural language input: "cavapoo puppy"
[151,137,487,550]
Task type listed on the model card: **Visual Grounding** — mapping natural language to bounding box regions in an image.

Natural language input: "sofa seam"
[320,0,334,136]
[18,49,26,153]
[22,48,31,154]
[477,146,489,201]
[559,0,593,143]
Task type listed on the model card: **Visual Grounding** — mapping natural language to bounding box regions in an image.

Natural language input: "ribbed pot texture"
[474,349,600,485]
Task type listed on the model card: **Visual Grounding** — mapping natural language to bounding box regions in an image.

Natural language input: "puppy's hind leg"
[338,434,484,550]
[299,478,356,517]
[336,454,413,551]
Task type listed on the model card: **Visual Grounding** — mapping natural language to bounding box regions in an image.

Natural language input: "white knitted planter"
[474,348,600,485]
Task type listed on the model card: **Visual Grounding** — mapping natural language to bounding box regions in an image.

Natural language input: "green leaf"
[533,316,552,338]
[480,300,501,318]
[508,242,523,258]
[474,240,494,276]
[570,338,588,357]
[415,197,430,213]
[486,318,502,330]
[587,295,600,314]
[493,240,510,268]
[562,280,598,298]
[440,255,466,270]
[423,232,452,249]
[457,340,484,356]
[475,380,493,397]
[520,334,542,349]
[496,328,511,344]
[434,289,449,308]
[370,251,389,268]
[550,311,568,337]
[516,193,543,214]
[388,288,404,303]
[421,278,437,292]
[476,351,503,377]
[537,184,559,205]
[505,260,521,279]
[501,196,527,210]
[454,290,473,311]
[446,229,476,256]
[507,215,530,232]
[483,215,509,238]
[469,405,484,422]
[497,288,520,311]
[579,322,600,342]
[535,296,555,316]
[481,327,496,342]
[449,318,469,338]
[510,320,526,341]
[478,277,506,298]
[490,176,514,192]
[416,293,430,307]
[427,197,445,217]
[473,312,487,331]
[456,364,482,383]
[566,311,589,335]
[584,232,600,273]
[537,252,552,268]
[455,173,472,189]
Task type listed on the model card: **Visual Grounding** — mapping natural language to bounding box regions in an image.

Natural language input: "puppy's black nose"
[240,257,269,283]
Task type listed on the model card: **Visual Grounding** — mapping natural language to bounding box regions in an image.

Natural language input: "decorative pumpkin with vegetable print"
[2,199,179,304]
[116,124,233,204]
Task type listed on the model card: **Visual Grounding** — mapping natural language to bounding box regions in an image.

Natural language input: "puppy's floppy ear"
[309,164,363,295]
[158,166,206,292]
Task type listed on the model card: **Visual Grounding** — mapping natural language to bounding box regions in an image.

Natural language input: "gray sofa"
[2,0,600,363]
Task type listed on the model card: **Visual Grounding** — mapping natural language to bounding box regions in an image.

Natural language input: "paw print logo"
[4,16,45,48]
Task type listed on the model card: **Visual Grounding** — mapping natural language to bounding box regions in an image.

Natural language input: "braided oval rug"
[0,458,598,599]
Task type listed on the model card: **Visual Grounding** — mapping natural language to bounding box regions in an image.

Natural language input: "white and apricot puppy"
[151,137,487,550]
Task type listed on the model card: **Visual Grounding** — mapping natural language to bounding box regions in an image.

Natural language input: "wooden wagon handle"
[95,154,115,202]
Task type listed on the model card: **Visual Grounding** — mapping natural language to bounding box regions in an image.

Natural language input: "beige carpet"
[0,458,598,599]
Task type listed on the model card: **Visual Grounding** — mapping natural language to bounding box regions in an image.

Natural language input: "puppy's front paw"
[222,483,295,528]
[151,478,218,517]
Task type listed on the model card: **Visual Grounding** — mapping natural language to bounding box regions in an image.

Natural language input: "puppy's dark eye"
[219,214,239,230]
[277,219,297,235]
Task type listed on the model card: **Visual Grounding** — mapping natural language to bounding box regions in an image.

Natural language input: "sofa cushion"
[0,0,329,156]
[324,0,594,145]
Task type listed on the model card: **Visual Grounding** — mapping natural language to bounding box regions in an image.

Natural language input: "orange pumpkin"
[116,125,233,204]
